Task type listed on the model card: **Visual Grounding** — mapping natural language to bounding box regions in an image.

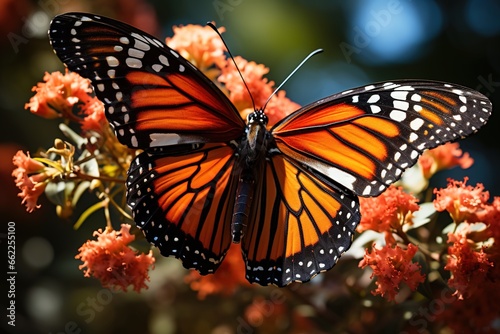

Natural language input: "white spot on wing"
[362,185,372,196]
[131,135,138,147]
[325,166,356,191]
[393,100,410,111]
[159,55,169,66]
[390,109,407,121]
[367,94,380,103]
[126,57,142,68]
[152,64,163,72]
[134,38,151,51]
[394,85,415,91]
[149,133,182,147]
[128,48,145,58]
[391,91,408,100]
[106,56,119,67]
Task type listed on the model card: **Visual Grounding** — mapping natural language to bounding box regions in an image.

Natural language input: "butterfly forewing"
[127,143,238,273]
[242,154,360,286]
[272,80,492,197]
[49,13,245,149]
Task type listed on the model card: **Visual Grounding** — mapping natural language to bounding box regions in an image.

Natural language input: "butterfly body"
[49,13,492,286]
[232,110,270,243]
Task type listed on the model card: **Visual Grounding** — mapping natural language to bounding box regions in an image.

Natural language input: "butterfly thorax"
[231,110,270,243]
[242,110,269,165]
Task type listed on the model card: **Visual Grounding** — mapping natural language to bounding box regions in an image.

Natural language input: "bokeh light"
[465,0,500,37]
[345,0,443,64]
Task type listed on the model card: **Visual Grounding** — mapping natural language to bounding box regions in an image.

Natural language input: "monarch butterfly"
[49,13,492,287]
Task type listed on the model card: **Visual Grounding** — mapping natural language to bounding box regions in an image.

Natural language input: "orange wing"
[272,80,492,197]
[241,154,360,286]
[127,143,238,273]
[49,13,245,150]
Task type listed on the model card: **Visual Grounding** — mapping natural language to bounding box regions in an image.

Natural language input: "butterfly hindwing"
[272,80,492,197]
[127,143,238,273]
[49,13,245,149]
[241,154,360,286]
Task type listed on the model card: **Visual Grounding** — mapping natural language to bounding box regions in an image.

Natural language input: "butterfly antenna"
[262,49,323,111]
[207,21,257,111]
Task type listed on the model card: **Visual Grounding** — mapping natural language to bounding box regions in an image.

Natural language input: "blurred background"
[1,0,499,333]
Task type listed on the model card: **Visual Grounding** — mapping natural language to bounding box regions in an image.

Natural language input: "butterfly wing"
[49,13,245,149]
[241,154,360,286]
[272,80,492,197]
[127,143,238,273]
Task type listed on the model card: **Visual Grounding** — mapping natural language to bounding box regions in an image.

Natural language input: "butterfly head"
[247,109,268,126]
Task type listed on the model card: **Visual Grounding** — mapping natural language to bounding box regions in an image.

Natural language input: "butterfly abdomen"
[232,175,254,243]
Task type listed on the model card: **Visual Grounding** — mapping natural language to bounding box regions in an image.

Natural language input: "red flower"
[76,224,155,292]
[218,56,298,126]
[11,150,55,212]
[440,221,500,332]
[433,177,489,223]
[25,70,93,119]
[80,97,106,133]
[359,243,426,301]
[184,243,251,299]
[358,186,419,244]
[418,142,473,179]
[166,24,227,72]
[218,56,274,114]
[470,196,500,243]
[445,224,494,300]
